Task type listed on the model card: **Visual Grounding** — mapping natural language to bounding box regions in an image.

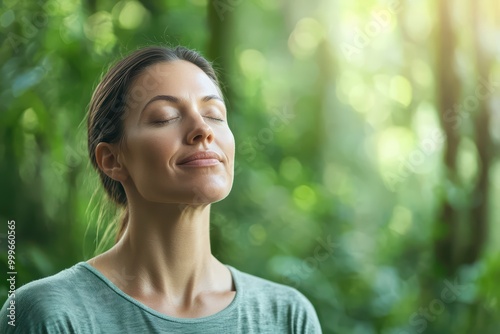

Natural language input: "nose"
[186,114,214,145]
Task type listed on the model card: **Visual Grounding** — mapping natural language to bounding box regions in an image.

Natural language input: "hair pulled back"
[87,46,221,242]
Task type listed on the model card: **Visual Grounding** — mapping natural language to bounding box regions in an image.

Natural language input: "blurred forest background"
[1,0,500,333]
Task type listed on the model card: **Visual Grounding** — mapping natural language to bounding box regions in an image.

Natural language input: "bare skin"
[88,60,236,318]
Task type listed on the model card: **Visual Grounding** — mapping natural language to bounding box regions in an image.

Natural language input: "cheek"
[221,128,235,159]
[128,132,176,169]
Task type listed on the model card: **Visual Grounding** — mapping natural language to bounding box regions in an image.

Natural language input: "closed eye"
[153,117,180,125]
[203,116,225,122]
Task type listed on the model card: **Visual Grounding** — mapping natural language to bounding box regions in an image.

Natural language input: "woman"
[0,46,322,333]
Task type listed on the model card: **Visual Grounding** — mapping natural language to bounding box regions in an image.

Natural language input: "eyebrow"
[141,94,225,113]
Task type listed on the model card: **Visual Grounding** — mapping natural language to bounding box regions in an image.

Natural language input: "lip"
[177,151,222,166]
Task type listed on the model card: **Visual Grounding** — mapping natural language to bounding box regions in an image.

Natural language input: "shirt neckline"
[77,261,241,324]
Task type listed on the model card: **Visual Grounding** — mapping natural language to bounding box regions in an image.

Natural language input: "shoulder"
[232,267,304,300]
[11,262,89,305]
[231,266,311,304]
[0,262,91,333]
[229,266,322,333]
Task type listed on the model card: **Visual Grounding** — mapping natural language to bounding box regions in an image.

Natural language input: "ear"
[95,142,128,182]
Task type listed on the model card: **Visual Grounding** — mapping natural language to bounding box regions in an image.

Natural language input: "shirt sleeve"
[0,282,79,334]
[290,289,323,334]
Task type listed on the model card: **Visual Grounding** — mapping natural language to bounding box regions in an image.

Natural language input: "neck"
[101,201,225,305]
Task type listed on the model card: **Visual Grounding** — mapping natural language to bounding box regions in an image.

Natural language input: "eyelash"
[154,118,178,125]
[204,116,225,122]
[154,116,224,125]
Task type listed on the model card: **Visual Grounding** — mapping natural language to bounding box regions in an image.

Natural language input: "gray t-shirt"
[0,262,322,333]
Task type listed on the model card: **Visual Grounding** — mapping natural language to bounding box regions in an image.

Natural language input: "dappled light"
[1,0,500,333]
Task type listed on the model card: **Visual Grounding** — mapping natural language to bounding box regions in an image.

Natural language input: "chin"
[184,185,232,205]
[182,175,233,203]
[143,175,234,205]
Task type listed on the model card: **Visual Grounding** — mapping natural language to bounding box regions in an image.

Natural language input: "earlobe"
[95,142,128,182]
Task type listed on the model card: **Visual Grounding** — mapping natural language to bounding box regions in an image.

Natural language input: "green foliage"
[1,0,500,333]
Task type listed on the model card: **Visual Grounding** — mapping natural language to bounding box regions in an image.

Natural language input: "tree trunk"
[433,0,461,275]
[464,0,493,264]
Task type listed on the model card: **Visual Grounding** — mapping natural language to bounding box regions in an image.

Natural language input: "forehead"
[130,60,221,101]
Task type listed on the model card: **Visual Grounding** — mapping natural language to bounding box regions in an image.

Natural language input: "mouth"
[177,151,222,167]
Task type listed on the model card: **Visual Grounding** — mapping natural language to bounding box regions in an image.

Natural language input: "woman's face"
[118,60,235,205]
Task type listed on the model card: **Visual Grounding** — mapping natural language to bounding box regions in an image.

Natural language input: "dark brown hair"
[87,46,221,242]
